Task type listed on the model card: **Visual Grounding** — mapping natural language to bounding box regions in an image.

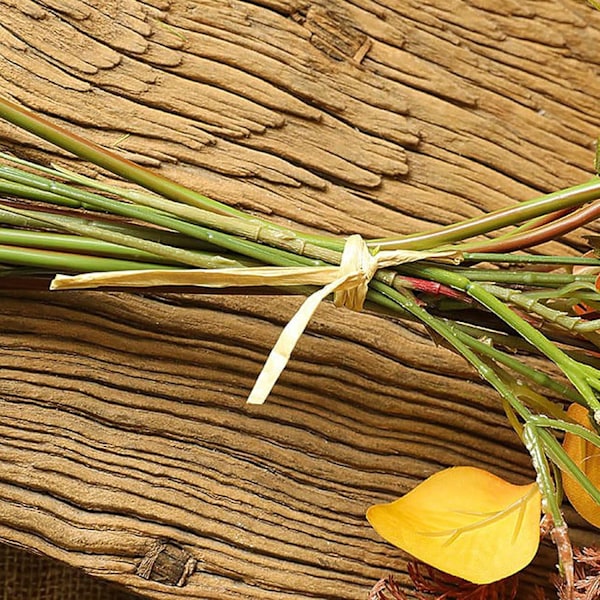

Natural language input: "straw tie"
[247,235,459,404]
[50,234,460,405]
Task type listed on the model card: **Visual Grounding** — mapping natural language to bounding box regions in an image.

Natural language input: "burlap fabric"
[0,543,141,600]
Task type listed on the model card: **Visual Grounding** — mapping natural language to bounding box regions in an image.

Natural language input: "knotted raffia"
[51,235,460,405]
[247,235,459,404]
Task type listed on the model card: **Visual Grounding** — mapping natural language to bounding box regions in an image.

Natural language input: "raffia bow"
[51,235,461,405]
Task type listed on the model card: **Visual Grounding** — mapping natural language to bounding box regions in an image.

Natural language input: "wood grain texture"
[1,1,600,598]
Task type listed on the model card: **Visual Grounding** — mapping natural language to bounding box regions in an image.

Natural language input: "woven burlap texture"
[0,543,141,600]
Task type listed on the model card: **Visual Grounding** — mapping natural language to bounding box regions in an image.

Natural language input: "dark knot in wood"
[292,5,372,63]
[136,540,197,587]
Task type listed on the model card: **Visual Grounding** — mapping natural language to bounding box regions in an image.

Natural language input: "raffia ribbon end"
[247,392,266,406]
[49,275,67,290]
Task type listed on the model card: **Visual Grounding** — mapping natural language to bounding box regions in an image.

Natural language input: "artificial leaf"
[562,403,600,528]
[366,466,541,584]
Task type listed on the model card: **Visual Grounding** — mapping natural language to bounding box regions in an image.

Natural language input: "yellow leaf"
[366,466,541,584]
[562,403,600,528]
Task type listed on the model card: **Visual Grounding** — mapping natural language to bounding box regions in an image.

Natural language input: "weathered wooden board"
[1,1,600,598]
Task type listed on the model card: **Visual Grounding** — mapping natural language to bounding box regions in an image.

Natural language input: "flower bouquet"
[2,73,600,598]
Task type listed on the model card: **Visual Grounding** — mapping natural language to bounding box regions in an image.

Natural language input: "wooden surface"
[1,1,600,598]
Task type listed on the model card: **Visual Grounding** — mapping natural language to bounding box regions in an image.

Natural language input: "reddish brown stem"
[394,275,470,301]
[468,200,600,253]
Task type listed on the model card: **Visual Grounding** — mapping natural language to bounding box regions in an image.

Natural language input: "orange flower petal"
[562,403,600,528]
[367,466,541,584]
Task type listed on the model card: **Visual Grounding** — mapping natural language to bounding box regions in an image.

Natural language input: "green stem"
[481,283,600,334]
[0,176,81,208]
[1,162,345,265]
[433,267,596,286]
[0,244,170,272]
[0,206,222,252]
[399,264,600,412]
[0,99,340,251]
[0,204,241,269]
[5,99,600,256]
[463,253,600,266]
[0,97,239,217]
[451,327,582,404]
[0,229,178,264]
[2,159,345,263]
[452,321,600,372]
[369,281,531,420]
[515,282,598,302]
[531,415,600,447]
[373,178,600,250]
[0,166,317,267]
[523,424,565,527]
[371,281,569,525]
[540,428,600,506]
[457,199,600,254]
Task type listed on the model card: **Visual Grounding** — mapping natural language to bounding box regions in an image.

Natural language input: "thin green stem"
[0,99,340,251]
[0,244,171,272]
[463,253,600,266]
[458,198,600,253]
[372,179,600,250]
[0,176,82,208]
[434,267,596,286]
[523,424,565,527]
[0,206,222,252]
[371,281,572,525]
[451,327,582,404]
[516,282,598,302]
[0,166,318,267]
[6,99,600,256]
[398,264,600,412]
[0,162,343,264]
[0,204,241,269]
[0,229,178,264]
[531,415,600,447]
[540,428,600,506]
[369,280,531,420]
[0,97,240,217]
[2,158,341,261]
[481,283,600,334]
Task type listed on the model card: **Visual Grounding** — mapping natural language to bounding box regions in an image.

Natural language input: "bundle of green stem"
[3,97,600,545]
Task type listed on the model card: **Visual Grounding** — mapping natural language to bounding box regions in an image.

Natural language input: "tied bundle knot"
[333,234,379,312]
[49,234,461,405]
[247,235,460,404]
